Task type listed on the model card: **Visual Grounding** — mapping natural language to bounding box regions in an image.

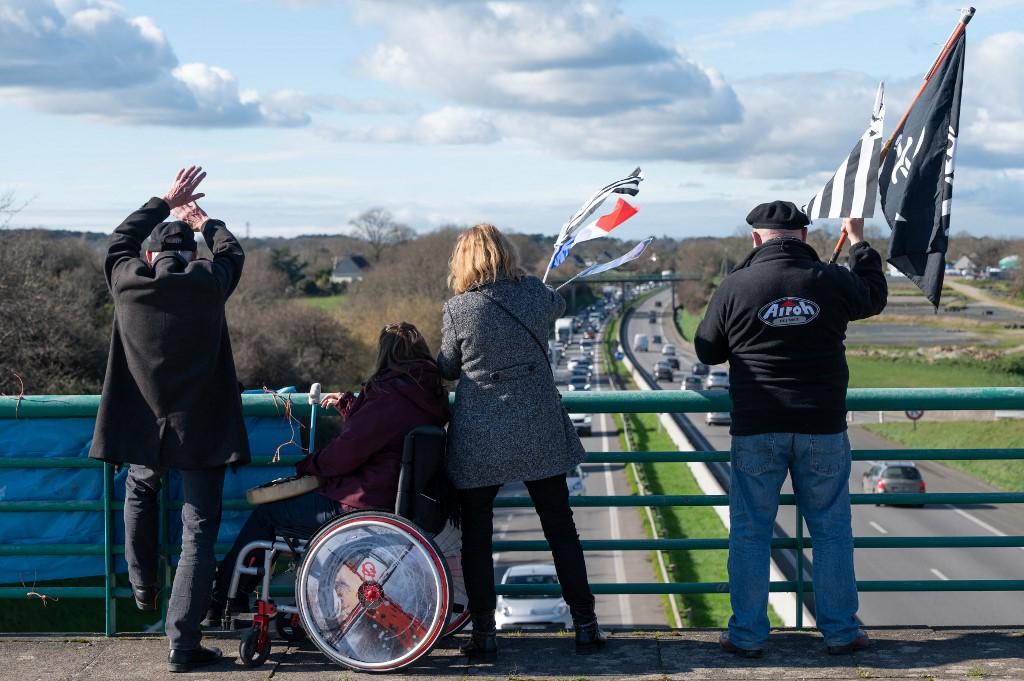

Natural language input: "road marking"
[868,521,888,534]
[595,335,634,626]
[944,504,1024,551]
[930,568,950,581]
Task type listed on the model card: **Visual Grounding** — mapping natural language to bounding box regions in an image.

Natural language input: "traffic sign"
[905,410,924,421]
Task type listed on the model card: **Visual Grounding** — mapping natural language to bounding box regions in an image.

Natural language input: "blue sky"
[2,0,1022,242]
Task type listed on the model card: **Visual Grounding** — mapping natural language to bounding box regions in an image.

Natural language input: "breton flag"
[805,82,885,219]
[881,22,968,308]
[544,167,643,281]
[556,237,656,291]
[549,198,639,270]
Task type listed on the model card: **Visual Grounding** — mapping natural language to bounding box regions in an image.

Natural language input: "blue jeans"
[727,432,861,649]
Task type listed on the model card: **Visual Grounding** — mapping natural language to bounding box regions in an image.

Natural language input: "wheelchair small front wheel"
[239,627,271,667]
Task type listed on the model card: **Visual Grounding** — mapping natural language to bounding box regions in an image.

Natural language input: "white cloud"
[964,32,1024,162]
[0,0,312,127]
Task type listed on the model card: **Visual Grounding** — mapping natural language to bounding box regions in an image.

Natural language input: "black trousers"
[124,464,224,651]
[458,473,595,619]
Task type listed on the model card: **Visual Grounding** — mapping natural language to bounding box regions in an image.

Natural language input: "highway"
[491,319,667,628]
[623,287,1024,626]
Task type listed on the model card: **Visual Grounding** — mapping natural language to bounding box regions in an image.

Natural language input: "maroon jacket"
[296,360,449,511]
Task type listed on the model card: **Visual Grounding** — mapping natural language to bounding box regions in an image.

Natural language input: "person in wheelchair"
[206,321,450,624]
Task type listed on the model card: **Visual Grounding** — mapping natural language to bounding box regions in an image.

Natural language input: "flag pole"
[826,6,975,265]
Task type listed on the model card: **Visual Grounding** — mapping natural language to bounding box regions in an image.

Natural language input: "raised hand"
[842,217,865,245]
[163,166,207,209]
[172,201,209,232]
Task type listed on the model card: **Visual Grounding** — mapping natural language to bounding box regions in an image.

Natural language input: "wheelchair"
[228,425,469,671]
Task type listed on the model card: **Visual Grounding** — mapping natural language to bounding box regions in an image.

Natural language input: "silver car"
[495,564,572,630]
[862,461,926,507]
[705,386,730,425]
[705,370,729,389]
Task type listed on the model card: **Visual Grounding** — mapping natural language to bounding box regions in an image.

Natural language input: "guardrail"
[2,389,1024,634]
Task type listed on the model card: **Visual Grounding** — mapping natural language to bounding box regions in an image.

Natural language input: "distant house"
[953,255,977,277]
[330,254,370,284]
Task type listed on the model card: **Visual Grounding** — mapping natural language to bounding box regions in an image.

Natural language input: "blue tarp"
[0,390,305,585]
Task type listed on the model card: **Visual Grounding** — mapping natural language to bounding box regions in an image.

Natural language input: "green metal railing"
[2,388,1023,634]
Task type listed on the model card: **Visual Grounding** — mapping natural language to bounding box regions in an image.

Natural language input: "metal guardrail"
[2,389,1023,635]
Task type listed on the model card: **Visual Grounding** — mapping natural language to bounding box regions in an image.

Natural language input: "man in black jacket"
[695,201,886,658]
[89,166,249,672]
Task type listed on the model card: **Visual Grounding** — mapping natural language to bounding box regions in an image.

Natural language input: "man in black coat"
[89,166,249,672]
[695,202,887,659]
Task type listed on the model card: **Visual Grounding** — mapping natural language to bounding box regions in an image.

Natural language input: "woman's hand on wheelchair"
[320,391,356,416]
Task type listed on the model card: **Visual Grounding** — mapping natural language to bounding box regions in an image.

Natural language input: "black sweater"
[694,238,887,436]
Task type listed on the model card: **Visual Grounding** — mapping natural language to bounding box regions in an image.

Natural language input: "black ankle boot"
[460,610,498,659]
[571,604,607,654]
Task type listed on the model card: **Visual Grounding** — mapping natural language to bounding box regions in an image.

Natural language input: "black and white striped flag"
[543,167,644,282]
[805,83,885,219]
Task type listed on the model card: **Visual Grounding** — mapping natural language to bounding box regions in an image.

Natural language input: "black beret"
[149,221,197,251]
[746,201,810,230]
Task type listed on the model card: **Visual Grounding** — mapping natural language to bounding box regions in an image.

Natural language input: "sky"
[1,0,1023,243]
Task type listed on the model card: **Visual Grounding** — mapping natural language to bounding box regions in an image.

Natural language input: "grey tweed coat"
[438,275,586,489]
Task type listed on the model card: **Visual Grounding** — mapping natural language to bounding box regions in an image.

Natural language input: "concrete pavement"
[4,628,1023,680]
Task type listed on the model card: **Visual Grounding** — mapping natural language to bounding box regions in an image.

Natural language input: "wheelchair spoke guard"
[297,511,451,671]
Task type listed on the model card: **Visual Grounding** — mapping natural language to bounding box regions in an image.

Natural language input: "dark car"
[651,334,662,345]
[648,310,657,323]
[691,362,710,377]
[652,361,673,382]
[666,357,680,370]
[862,461,926,507]
[681,375,703,391]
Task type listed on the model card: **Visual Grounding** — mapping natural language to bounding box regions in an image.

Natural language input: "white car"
[569,413,592,436]
[705,386,731,425]
[567,376,591,391]
[566,465,587,495]
[495,564,572,630]
[661,343,677,356]
[705,370,729,389]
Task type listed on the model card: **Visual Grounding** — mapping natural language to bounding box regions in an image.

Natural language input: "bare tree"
[349,208,415,263]
[0,190,32,228]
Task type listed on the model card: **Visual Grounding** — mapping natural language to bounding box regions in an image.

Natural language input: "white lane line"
[930,568,950,581]
[944,504,1024,552]
[595,334,634,625]
[868,520,889,535]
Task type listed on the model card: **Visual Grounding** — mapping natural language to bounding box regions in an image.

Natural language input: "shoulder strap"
[475,289,554,375]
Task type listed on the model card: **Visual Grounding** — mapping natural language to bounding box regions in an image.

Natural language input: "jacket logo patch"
[758,297,820,327]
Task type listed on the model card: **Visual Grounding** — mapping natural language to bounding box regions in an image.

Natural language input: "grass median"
[864,420,1024,491]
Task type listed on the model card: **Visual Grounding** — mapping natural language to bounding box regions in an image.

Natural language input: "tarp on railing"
[0,392,304,585]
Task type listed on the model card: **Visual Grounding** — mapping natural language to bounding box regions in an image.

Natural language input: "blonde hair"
[447,223,525,294]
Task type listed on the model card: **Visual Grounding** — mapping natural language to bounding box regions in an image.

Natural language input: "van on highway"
[633,333,649,352]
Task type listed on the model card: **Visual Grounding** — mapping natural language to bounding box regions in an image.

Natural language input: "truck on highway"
[555,317,574,343]
[633,333,649,352]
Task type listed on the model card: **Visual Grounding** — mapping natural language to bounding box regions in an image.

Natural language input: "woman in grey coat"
[438,224,606,658]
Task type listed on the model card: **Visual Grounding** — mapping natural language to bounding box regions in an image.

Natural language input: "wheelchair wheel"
[432,520,471,636]
[296,511,451,671]
[239,627,271,667]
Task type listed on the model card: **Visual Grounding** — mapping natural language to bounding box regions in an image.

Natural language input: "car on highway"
[569,413,592,436]
[651,334,662,345]
[705,370,729,388]
[633,334,649,352]
[495,564,572,630]
[661,343,677,356]
[583,330,596,340]
[691,362,710,377]
[652,361,673,382]
[648,310,657,323]
[567,376,591,391]
[681,375,703,391]
[862,461,926,506]
[567,357,591,372]
[566,465,587,496]
[654,300,662,307]
[705,386,731,425]
[665,357,680,370]
[569,367,592,383]
[579,340,595,357]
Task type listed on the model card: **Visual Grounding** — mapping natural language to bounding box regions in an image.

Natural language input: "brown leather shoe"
[827,632,871,655]
[719,632,763,658]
